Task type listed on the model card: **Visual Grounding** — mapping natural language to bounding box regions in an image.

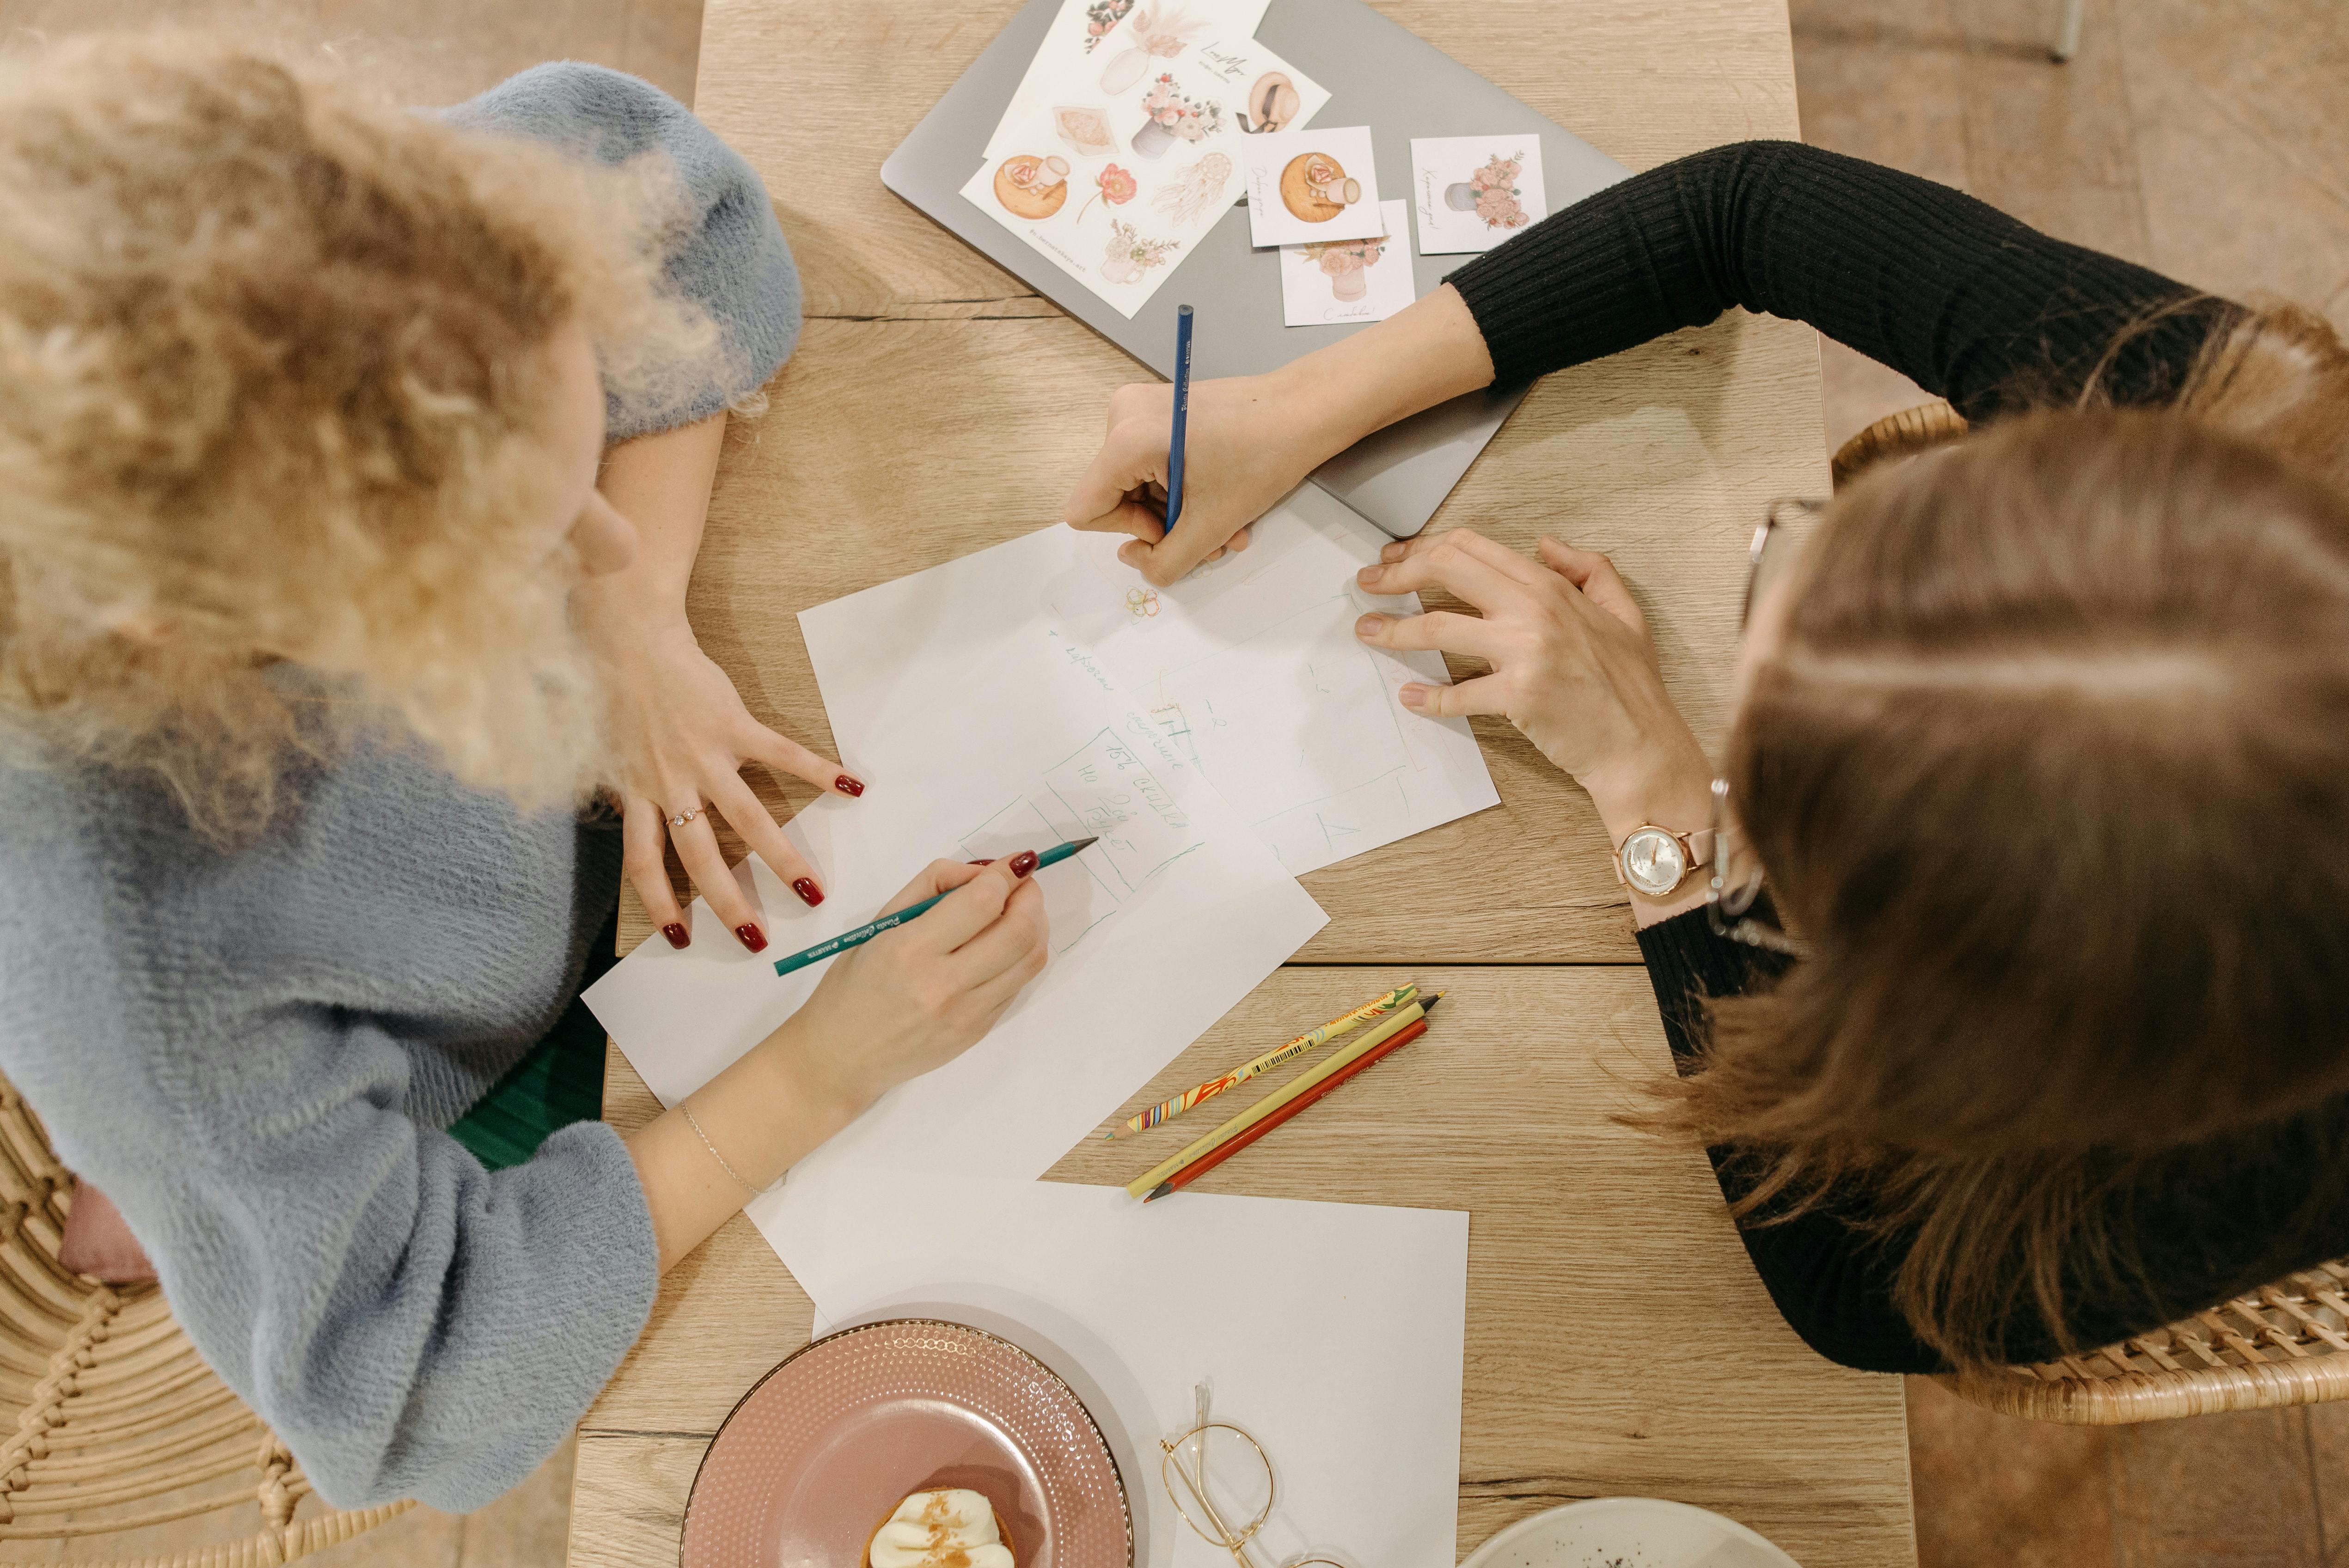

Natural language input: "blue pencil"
[1163,303,1195,542]
[770,838,1099,977]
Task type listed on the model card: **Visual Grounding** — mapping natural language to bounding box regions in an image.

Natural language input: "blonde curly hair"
[0,38,724,839]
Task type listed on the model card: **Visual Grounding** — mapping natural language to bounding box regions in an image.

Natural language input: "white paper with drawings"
[797,1175,1468,1568]
[1049,487,1499,871]
[582,627,1327,1244]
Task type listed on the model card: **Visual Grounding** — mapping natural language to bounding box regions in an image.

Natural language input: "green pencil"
[770,838,1097,977]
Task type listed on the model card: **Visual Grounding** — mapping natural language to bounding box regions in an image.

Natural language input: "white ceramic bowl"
[1460,1497,1803,1568]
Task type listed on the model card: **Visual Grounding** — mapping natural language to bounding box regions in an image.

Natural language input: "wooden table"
[568,0,1918,1562]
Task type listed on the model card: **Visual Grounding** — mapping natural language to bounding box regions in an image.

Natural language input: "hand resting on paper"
[1063,284,1497,586]
[623,855,1050,1269]
[1354,527,1713,905]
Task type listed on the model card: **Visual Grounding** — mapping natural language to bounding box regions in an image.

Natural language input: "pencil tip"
[1067,836,1100,852]
[1419,991,1445,1016]
[1143,1182,1173,1203]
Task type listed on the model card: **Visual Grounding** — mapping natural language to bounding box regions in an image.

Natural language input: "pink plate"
[680,1318,1133,1568]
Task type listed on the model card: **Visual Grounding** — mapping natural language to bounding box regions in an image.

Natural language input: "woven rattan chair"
[1833,401,2349,1424]
[1829,398,1971,491]
[1945,1268,2349,1423]
[0,1076,411,1564]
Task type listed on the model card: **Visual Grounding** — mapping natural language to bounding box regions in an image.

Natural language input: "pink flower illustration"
[1077,162,1140,222]
[1467,152,1528,230]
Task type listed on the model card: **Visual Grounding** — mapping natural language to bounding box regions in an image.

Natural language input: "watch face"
[1621,828,1688,897]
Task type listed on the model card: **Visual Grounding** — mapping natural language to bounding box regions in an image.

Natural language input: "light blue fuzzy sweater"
[0,65,798,1512]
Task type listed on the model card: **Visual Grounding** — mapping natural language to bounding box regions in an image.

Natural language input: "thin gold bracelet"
[679,1102,763,1197]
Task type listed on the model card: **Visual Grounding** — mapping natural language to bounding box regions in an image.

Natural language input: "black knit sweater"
[1444,142,2333,1374]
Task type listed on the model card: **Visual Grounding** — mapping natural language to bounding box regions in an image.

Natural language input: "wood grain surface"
[575,0,1913,1562]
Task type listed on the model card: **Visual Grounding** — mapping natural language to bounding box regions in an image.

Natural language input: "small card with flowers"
[1407,134,1547,253]
[1279,199,1415,326]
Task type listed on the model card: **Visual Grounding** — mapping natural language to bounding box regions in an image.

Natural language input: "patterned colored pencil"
[1104,983,1418,1139]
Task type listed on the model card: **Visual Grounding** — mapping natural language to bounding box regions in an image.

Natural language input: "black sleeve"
[1636,909,1945,1373]
[1639,909,2349,1373]
[1447,140,2240,422]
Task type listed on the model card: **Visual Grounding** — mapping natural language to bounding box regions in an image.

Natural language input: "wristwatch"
[1612,825,1715,899]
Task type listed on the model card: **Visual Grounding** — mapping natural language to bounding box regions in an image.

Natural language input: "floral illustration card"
[1280,200,1414,326]
[1238,125,1386,248]
[985,0,1279,161]
[1407,135,1546,253]
[964,12,1327,317]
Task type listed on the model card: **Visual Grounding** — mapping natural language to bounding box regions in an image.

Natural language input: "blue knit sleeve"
[446,62,803,438]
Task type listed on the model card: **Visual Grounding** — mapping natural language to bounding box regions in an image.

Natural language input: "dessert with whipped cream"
[865,1488,1014,1568]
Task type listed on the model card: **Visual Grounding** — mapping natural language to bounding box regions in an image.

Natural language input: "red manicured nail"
[1009,850,1040,878]
[791,878,825,908]
[834,774,865,798]
[661,922,690,950]
[967,858,995,866]
[734,923,768,952]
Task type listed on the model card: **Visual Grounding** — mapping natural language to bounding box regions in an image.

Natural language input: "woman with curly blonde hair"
[0,42,1050,1507]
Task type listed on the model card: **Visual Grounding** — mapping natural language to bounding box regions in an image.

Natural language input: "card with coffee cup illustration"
[1408,134,1547,253]
[1238,126,1385,248]
[1279,199,1415,326]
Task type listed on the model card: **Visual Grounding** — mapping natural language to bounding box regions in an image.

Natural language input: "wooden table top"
[569,0,1916,1562]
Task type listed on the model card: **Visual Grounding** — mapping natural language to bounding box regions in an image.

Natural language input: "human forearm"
[578,411,727,622]
[1265,282,1497,464]
[624,1019,865,1270]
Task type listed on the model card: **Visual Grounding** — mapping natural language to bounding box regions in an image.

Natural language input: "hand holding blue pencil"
[771,838,1098,976]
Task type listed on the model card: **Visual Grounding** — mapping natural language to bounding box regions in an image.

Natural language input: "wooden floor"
[1,0,2343,1562]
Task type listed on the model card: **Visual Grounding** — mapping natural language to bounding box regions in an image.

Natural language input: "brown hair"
[1670,306,2349,1368]
[0,38,722,837]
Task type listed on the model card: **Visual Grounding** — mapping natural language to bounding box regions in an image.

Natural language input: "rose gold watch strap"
[1611,826,1715,892]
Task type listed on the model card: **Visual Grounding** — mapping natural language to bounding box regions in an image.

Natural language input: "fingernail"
[967,858,996,866]
[734,923,768,952]
[1398,684,1426,710]
[1009,850,1040,878]
[1356,565,1382,585]
[1381,541,1406,561]
[834,774,864,798]
[661,922,690,950]
[791,878,824,908]
[1356,615,1382,638]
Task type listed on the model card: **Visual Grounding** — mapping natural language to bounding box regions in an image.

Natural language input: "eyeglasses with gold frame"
[1159,1385,1345,1568]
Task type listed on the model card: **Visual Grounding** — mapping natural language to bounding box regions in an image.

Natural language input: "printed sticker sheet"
[965,0,1329,316]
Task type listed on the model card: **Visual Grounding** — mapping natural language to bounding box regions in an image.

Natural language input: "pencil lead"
[1418,991,1445,1017]
[1143,1181,1174,1203]
[1067,836,1101,852]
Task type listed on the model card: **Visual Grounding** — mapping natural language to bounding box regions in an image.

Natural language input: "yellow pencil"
[1105,983,1418,1139]
[1125,997,1431,1199]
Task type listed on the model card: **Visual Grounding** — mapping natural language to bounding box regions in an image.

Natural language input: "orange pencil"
[1141,995,1442,1203]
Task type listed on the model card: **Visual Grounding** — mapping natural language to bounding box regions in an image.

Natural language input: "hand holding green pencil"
[767,854,1054,1117]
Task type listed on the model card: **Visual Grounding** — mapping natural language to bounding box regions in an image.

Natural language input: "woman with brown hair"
[0,43,1049,1508]
[1064,140,2349,1372]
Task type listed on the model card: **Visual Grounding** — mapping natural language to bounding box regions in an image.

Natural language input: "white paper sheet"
[1408,134,1547,253]
[798,1175,1469,1568]
[1042,491,1499,872]
[583,619,1327,1225]
[968,21,1328,316]
[1280,197,1414,325]
[1239,125,1385,247]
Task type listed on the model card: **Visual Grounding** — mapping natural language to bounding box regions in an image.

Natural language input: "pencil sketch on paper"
[956,726,1204,955]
